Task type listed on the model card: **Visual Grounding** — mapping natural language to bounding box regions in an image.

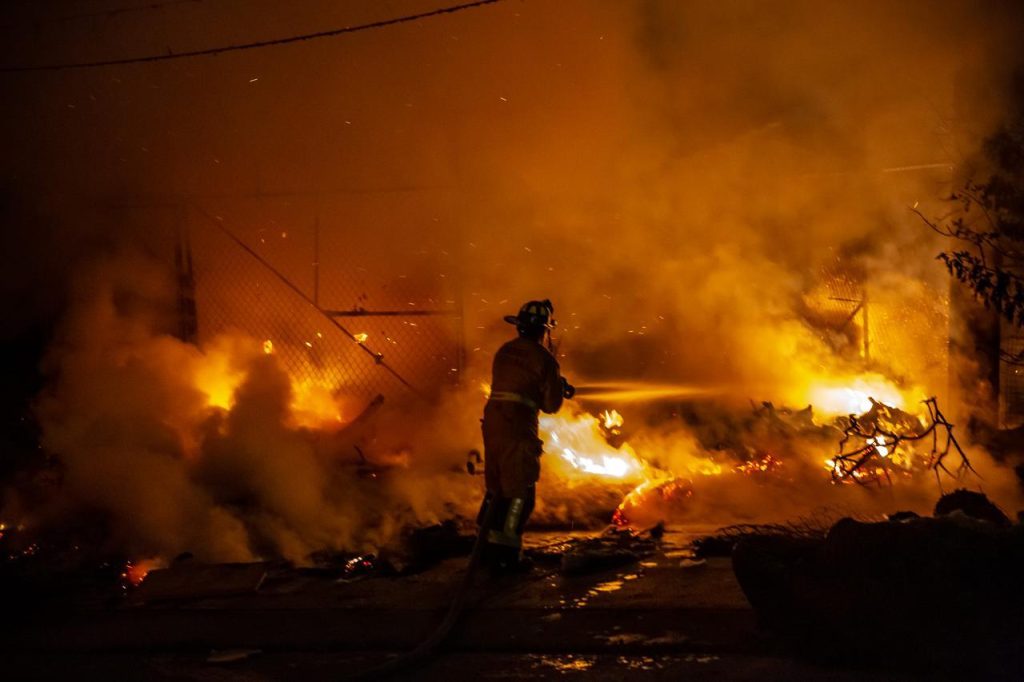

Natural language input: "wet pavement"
[0,527,952,680]
[0,651,937,681]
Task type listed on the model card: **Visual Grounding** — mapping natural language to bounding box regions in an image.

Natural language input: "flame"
[193,346,247,410]
[805,374,909,417]
[734,452,783,475]
[477,382,647,482]
[540,409,646,481]
[478,383,641,481]
[823,396,929,483]
[291,379,346,428]
[123,557,165,586]
[192,335,350,430]
[601,409,624,432]
[612,476,693,527]
[868,435,890,457]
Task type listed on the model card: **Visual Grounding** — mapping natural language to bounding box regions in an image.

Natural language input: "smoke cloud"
[3,1,1024,558]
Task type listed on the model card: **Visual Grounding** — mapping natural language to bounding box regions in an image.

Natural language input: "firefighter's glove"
[561,378,576,399]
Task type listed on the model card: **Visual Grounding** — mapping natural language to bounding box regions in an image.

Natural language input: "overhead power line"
[0,0,502,73]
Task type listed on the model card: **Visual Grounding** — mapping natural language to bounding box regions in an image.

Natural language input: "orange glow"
[291,379,346,429]
[193,347,246,410]
[540,409,647,481]
[192,335,350,430]
[823,398,930,484]
[803,374,911,417]
[612,477,693,527]
[123,557,165,586]
[734,453,783,475]
[601,409,623,432]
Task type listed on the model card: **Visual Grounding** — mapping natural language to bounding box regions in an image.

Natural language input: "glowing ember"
[122,557,165,587]
[734,453,784,475]
[354,332,369,344]
[612,477,693,527]
[263,339,274,354]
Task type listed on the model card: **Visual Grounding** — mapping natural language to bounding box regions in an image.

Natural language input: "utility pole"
[175,200,198,345]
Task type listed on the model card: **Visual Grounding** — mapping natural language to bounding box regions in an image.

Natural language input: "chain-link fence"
[182,190,463,402]
[802,260,950,404]
[1000,321,1024,428]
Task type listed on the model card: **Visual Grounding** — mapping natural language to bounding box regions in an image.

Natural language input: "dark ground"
[0,528,978,681]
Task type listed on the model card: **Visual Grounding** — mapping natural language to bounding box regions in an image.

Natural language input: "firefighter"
[479,299,575,572]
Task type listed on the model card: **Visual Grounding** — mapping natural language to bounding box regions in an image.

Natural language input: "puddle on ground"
[529,654,596,673]
[591,579,624,593]
[615,655,661,671]
[559,577,626,608]
[600,632,647,646]
[558,564,653,608]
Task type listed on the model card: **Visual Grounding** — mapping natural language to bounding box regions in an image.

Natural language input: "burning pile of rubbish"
[0,269,999,595]
[533,374,976,532]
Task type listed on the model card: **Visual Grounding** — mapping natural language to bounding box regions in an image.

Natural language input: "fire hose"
[345,382,576,679]
[341,500,498,680]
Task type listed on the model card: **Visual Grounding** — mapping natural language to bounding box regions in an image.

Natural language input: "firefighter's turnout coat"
[481,336,565,550]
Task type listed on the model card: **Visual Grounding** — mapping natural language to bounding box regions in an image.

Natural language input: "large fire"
[804,374,910,417]
[115,332,950,570]
[533,373,936,526]
[540,410,645,480]
[193,335,350,430]
[194,346,936,509]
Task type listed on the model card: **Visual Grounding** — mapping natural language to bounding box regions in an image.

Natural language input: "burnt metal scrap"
[830,397,976,486]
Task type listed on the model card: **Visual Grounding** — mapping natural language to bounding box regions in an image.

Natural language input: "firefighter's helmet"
[503,299,555,332]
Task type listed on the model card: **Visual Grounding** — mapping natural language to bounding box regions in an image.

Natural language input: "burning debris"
[529,383,993,533]
[557,526,659,576]
[121,557,165,588]
[6,231,1016,586]
[827,397,976,485]
[612,478,693,528]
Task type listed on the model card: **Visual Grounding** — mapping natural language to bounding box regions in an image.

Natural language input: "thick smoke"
[455,1,1017,400]
[4,1,1024,557]
[20,252,479,562]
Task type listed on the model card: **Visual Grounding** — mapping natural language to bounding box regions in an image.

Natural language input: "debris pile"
[307,521,476,580]
[728,490,1024,674]
[691,515,835,559]
[828,397,975,485]
[528,525,662,575]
